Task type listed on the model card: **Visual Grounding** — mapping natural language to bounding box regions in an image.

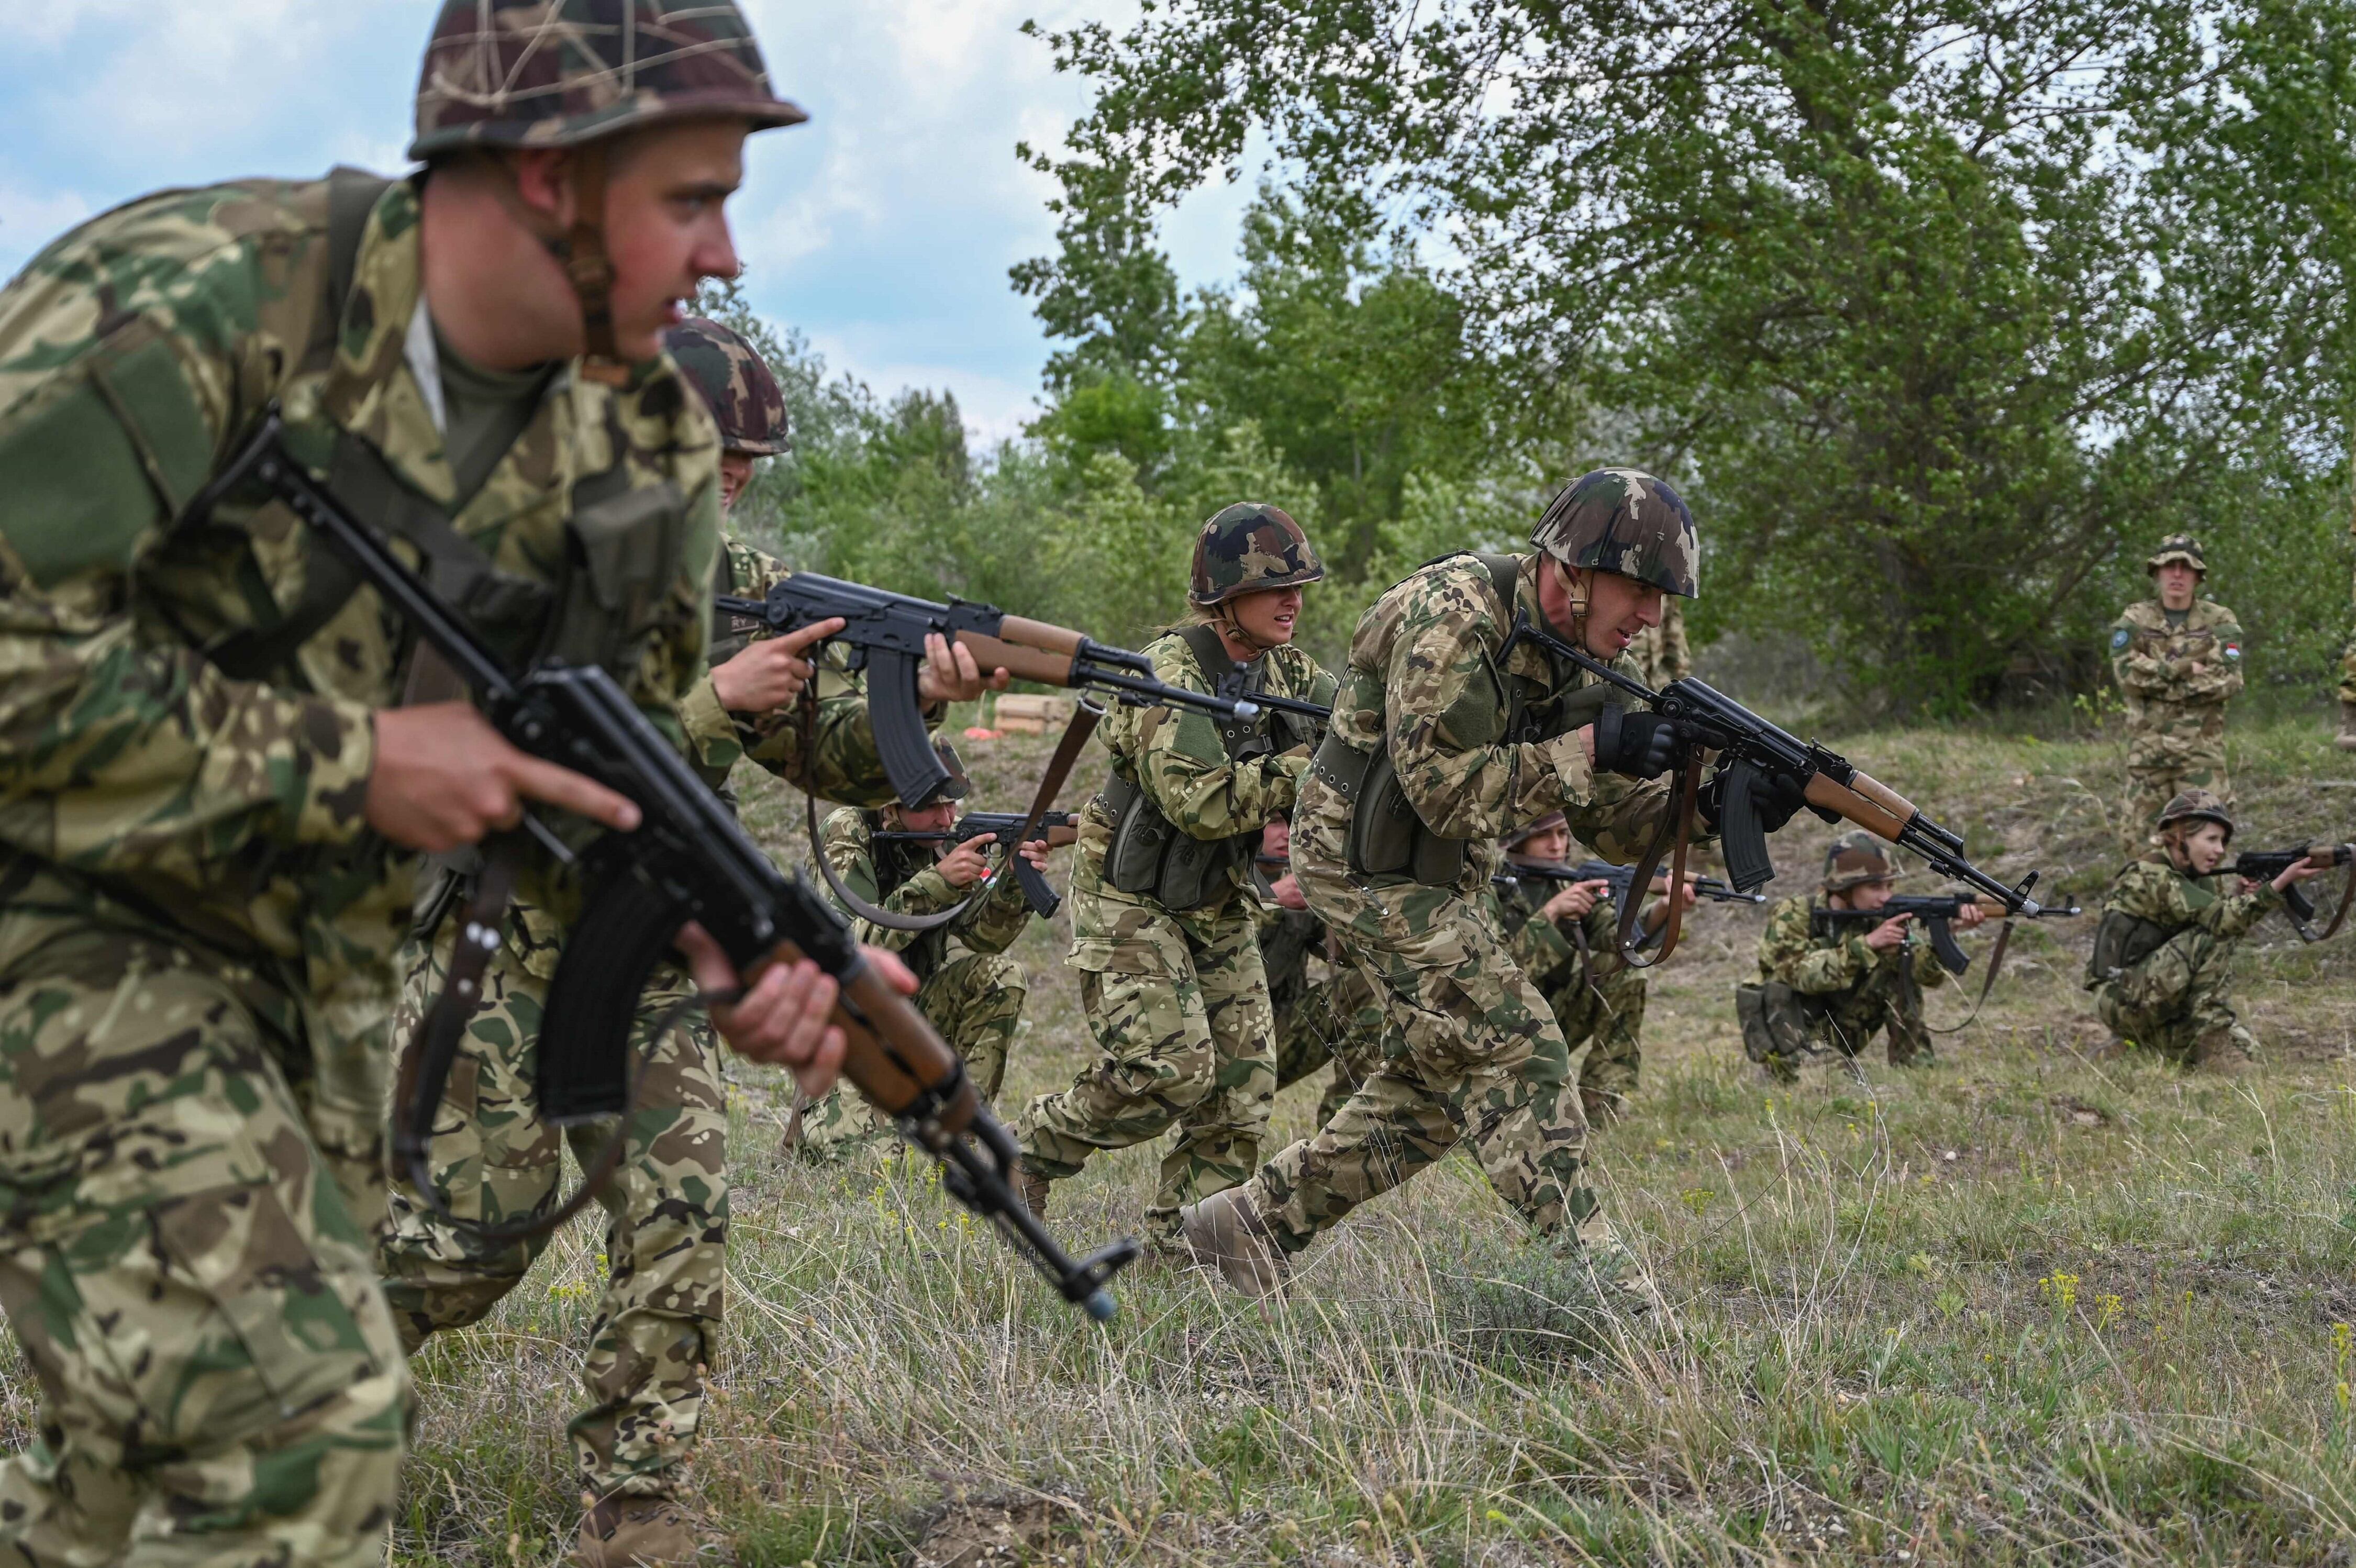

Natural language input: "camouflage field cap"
[1821,829,1902,893]
[1502,811,1569,852]
[2146,534,2206,575]
[2155,788,2233,841]
[664,317,787,454]
[409,0,808,161]
[1530,469,1700,598]
[1189,503,1325,608]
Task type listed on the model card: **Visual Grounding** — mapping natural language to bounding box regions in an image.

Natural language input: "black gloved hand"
[1696,764,1814,833]
[1592,704,1681,780]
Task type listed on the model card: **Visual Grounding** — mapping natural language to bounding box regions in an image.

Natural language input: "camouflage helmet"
[1189,503,1325,608]
[1821,830,1902,893]
[914,738,970,810]
[2154,788,2233,842]
[409,0,808,161]
[2146,534,2206,575]
[664,317,788,454]
[1502,811,1569,853]
[1530,469,1700,599]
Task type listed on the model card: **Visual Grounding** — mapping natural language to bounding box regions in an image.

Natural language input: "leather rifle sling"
[1615,756,1702,967]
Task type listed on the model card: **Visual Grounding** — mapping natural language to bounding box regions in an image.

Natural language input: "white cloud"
[0,185,94,280]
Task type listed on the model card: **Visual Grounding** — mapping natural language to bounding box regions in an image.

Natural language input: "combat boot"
[1180,1186,1290,1297]
[2193,1027,2255,1075]
[574,1495,697,1568]
[2338,700,2356,752]
[1010,1160,1052,1221]
[1578,1087,1625,1128]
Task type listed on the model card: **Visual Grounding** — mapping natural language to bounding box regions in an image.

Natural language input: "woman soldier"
[1012,505,1339,1239]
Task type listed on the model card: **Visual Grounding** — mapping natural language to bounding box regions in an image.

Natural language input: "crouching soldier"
[2086,790,2320,1072]
[793,740,1049,1154]
[1740,832,1983,1082]
[1490,814,1694,1125]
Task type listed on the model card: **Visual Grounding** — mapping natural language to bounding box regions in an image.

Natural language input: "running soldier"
[1740,832,1983,1083]
[379,306,995,1564]
[1181,469,1766,1297]
[793,740,1051,1156]
[2111,536,2242,860]
[1488,814,1695,1125]
[2085,791,2320,1072]
[1012,505,1338,1239]
[0,5,852,1563]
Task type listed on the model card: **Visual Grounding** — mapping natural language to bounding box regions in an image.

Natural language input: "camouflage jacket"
[1629,597,1693,692]
[684,534,888,803]
[0,174,717,1042]
[818,805,1028,983]
[1755,897,1949,995]
[1295,553,1681,893]
[1070,631,1336,929]
[2109,599,2242,766]
[2099,856,2278,952]
[1490,866,1617,1000]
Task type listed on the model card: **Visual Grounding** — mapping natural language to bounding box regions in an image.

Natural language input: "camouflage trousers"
[1016,896,1275,1236]
[377,928,725,1502]
[1753,966,1935,1083]
[1549,958,1649,1122]
[2121,756,2231,861]
[0,925,409,1566]
[794,952,1027,1158]
[1244,874,1600,1258]
[1272,962,1385,1132]
[2093,926,2258,1066]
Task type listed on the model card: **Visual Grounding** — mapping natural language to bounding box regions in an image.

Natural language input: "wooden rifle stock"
[1803,770,1916,842]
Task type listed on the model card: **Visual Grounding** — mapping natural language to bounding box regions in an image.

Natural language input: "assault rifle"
[2226,842,2354,941]
[1496,613,2048,962]
[200,408,1137,1322]
[716,575,1279,809]
[1495,857,1764,909]
[1815,893,2084,976]
[870,811,1080,918]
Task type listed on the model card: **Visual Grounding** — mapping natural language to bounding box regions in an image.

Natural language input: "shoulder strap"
[297,168,395,379]
[1174,622,1237,690]
[1474,551,1522,620]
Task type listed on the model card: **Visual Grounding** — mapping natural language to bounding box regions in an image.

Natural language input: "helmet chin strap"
[1215,601,1279,659]
[488,144,631,387]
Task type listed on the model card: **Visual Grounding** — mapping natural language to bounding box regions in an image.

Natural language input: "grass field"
[361,712,2356,1561]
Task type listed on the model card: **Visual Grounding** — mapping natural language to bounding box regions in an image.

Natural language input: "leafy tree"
[1019,0,2356,710]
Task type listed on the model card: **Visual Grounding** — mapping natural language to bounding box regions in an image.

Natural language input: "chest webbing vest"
[1310,552,1618,886]
[195,169,682,695]
[1102,624,1317,911]
[2087,906,2177,985]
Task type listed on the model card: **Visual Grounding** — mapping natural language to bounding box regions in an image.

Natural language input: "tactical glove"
[1696,766,1830,833]
[1593,704,1681,779]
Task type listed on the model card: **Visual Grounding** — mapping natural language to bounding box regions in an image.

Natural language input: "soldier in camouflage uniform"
[1182,470,1766,1296]
[793,740,1048,1155]
[1012,505,1339,1239]
[1628,595,1693,691]
[1742,833,1983,1083]
[1256,818,1384,1130]
[1487,813,1692,1125]
[2111,536,2243,861]
[378,308,991,1563]
[0,4,851,1562]
[2085,790,2320,1071]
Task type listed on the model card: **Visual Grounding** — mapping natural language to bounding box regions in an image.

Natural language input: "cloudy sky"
[0,0,1254,442]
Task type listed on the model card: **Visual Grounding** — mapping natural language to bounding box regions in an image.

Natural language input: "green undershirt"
[435,324,557,506]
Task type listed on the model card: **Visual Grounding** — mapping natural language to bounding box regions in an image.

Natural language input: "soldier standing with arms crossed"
[1012,506,1337,1241]
[0,3,864,1562]
[2111,535,2242,861]
[1182,471,1780,1297]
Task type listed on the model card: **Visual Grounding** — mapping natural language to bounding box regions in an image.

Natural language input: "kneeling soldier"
[795,740,1048,1154]
[2085,789,2320,1072]
[1490,814,1693,1125]
[1743,832,1984,1082]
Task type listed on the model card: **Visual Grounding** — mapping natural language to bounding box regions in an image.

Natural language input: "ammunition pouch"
[1736,980,1822,1064]
[1101,774,1251,911]
[2088,908,2174,987]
